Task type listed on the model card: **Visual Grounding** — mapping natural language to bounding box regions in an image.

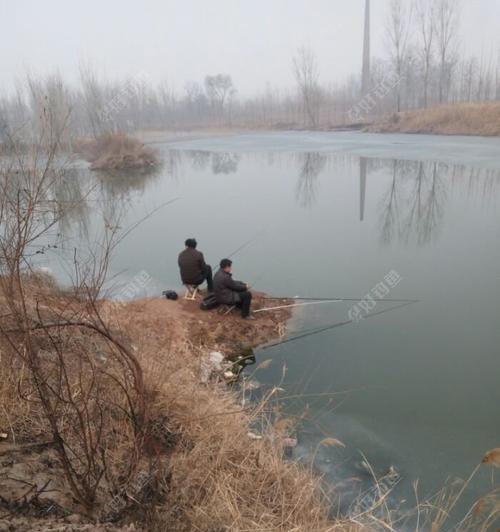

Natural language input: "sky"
[1,0,499,96]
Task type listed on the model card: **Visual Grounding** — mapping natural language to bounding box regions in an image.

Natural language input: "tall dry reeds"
[367,101,500,136]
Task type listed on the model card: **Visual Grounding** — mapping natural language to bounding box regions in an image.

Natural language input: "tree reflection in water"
[187,150,211,171]
[377,160,447,246]
[295,152,327,208]
[378,160,402,245]
[401,162,446,246]
[211,152,240,174]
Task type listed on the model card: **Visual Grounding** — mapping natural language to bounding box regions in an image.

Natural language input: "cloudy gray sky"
[1,0,499,96]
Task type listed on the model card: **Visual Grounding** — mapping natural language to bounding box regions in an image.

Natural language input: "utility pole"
[361,0,371,96]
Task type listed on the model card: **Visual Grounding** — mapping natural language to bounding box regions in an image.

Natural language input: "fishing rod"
[114,197,182,248]
[226,227,268,259]
[261,300,418,351]
[254,299,344,313]
[263,296,419,304]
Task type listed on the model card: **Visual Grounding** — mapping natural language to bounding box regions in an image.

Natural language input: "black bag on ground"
[200,293,219,311]
[162,290,178,300]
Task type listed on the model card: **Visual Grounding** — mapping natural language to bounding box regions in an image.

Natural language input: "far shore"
[134,101,500,143]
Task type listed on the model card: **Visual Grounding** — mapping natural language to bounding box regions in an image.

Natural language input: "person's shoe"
[243,314,256,320]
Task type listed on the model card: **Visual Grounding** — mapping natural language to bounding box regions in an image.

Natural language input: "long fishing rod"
[263,296,419,303]
[261,300,418,351]
[254,299,344,313]
[226,227,267,259]
[113,197,181,248]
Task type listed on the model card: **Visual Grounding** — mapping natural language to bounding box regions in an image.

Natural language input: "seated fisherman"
[213,258,254,319]
[178,238,213,292]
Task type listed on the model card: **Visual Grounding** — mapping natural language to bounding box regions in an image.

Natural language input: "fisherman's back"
[178,248,205,285]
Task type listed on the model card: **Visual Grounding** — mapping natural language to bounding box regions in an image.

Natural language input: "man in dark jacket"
[213,258,254,319]
[178,238,213,291]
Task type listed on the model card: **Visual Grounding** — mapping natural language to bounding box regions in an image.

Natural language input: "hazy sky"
[1,0,499,96]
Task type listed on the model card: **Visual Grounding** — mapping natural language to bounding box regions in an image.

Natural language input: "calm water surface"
[44,132,500,523]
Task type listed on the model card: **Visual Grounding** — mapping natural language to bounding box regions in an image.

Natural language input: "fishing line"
[264,296,419,303]
[113,196,181,248]
[226,226,268,259]
[261,300,418,351]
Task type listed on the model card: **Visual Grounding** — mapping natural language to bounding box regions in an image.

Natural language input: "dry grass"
[367,101,500,136]
[106,301,354,532]
[0,280,355,531]
[0,277,497,531]
[73,133,158,170]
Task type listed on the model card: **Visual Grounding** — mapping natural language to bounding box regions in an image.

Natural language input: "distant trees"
[385,0,413,112]
[204,74,235,122]
[0,1,499,139]
[434,0,459,103]
[292,46,321,127]
[415,0,435,108]
[79,63,107,137]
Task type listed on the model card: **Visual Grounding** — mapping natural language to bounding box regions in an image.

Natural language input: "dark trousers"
[235,290,252,317]
[194,264,213,291]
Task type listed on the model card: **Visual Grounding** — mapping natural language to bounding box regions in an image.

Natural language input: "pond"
[42,131,500,524]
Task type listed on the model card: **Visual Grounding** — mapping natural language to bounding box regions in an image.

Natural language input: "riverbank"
[0,279,355,531]
[365,101,500,137]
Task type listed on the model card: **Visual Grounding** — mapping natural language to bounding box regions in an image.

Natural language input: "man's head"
[185,238,197,249]
[220,258,232,273]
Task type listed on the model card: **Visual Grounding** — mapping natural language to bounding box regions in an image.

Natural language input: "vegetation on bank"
[365,102,500,137]
[0,272,346,531]
[1,124,498,532]
[0,134,349,531]
[73,133,158,170]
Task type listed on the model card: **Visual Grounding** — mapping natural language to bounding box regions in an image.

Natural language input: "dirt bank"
[366,101,500,137]
[105,292,291,355]
[1,284,353,531]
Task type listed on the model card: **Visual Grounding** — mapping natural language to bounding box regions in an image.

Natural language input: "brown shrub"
[73,133,158,170]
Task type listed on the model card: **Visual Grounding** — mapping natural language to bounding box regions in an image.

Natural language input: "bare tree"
[386,0,413,112]
[0,122,150,514]
[415,0,435,107]
[435,0,459,103]
[79,62,108,137]
[292,46,321,127]
[204,74,235,123]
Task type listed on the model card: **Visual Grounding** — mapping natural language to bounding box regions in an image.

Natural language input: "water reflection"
[379,160,403,245]
[211,152,240,174]
[53,149,500,253]
[184,150,241,174]
[94,165,162,198]
[360,157,367,221]
[375,160,448,246]
[295,152,326,208]
[401,162,446,246]
[51,167,92,239]
[355,158,500,246]
[187,150,210,171]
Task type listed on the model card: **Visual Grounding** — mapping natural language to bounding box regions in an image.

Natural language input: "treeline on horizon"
[1,0,499,141]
